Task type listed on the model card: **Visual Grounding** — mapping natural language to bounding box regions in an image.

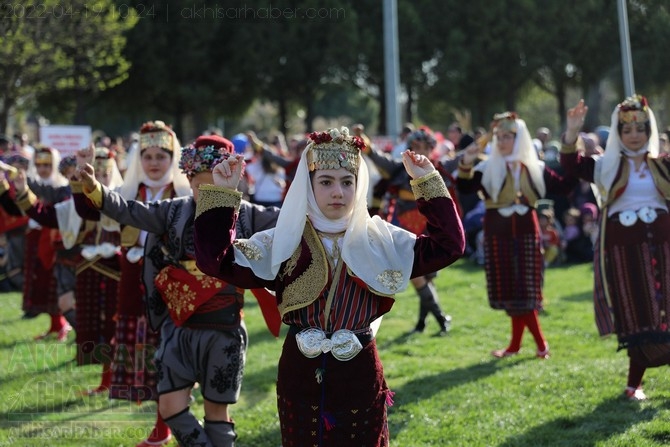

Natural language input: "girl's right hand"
[212,154,245,189]
[565,99,588,144]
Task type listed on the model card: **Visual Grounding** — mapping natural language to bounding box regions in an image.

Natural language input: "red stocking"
[522,310,547,352]
[506,315,526,353]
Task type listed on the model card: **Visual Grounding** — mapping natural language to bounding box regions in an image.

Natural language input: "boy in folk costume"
[562,96,670,400]
[78,135,280,446]
[363,127,457,335]
[194,127,465,446]
[458,113,577,359]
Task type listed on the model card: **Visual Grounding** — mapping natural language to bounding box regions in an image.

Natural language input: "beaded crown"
[34,147,54,164]
[139,120,174,151]
[306,127,365,174]
[618,94,649,124]
[493,112,519,134]
[94,147,115,170]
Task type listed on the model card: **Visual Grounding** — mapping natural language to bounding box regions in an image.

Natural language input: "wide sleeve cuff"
[410,170,450,200]
[16,188,38,212]
[69,181,84,194]
[196,184,242,219]
[560,135,584,154]
[457,160,475,179]
[83,182,103,208]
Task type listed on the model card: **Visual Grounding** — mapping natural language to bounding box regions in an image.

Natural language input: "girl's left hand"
[402,150,435,179]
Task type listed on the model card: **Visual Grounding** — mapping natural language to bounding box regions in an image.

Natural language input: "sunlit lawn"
[1,259,669,446]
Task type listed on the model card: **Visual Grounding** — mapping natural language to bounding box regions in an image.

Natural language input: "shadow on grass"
[236,426,282,447]
[388,357,530,436]
[496,397,658,447]
[239,363,278,397]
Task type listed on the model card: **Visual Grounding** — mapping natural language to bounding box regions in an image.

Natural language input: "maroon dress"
[194,177,465,447]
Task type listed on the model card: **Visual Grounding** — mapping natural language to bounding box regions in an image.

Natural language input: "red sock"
[522,310,547,352]
[99,364,112,389]
[626,359,646,389]
[506,315,526,352]
[49,314,66,332]
[147,408,171,442]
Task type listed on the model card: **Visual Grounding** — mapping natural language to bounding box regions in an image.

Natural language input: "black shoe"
[408,327,424,336]
[22,311,39,319]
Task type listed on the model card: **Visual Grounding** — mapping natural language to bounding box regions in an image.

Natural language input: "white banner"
[39,125,92,157]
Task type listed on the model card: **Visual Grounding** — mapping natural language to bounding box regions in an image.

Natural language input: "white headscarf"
[118,124,190,200]
[594,99,659,202]
[31,147,69,188]
[234,129,417,296]
[477,118,545,203]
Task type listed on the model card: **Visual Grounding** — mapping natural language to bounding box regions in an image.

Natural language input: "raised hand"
[212,154,245,189]
[461,142,480,165]
[76,143,95,169]
[77,163,99,193]
[402,150,435,179]
[0,160,18,180]
[565,99,588,144]
[11,167,27,194]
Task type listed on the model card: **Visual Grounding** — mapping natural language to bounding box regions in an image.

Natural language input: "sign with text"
[39,125,92,157]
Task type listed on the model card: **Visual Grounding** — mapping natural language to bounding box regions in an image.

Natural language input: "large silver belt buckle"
[126,246,144,263]
[618,210,637,227]
[498,204,529,217]
[295,328,363,361]
[638,206,658,224]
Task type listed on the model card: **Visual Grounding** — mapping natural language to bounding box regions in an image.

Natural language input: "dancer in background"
[458,112,576,359]
[561,96,670,400]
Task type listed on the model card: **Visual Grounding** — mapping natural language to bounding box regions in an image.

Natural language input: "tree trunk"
[278,96,288,137]
[304,98,315,133]
[74,90,87,125]
[405,84,414,124]
[0,96,13,136]
[556,82,566,133]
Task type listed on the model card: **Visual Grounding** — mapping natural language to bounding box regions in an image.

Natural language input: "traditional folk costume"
[364,128,457,335]
[457,114,576,358]
[194,127,465,446]
[82,135,280,446]
[560,95,670,400]
[2,148,72,339]
[79,122,190,447]
[0,155,29,291]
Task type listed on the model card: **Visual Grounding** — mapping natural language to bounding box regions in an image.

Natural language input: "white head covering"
[234,127,417,295]
[595,95,659,202]
[477,117,545,202]
[94,148,125,231]
[118,121,191,200]
[31,147,69,188]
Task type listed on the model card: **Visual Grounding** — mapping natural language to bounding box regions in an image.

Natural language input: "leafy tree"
[245,0,359,134]
[0,0,136,131]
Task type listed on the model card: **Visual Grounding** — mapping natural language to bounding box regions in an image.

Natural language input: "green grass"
[1,259,669,446]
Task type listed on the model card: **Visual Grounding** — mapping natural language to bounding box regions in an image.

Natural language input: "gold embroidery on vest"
[278,221,329,317]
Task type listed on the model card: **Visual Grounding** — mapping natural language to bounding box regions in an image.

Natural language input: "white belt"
[81,243,121,260]
[497,204,530,217]
[126,246,144,263]
[295,328,364,361]
[615,207,664,227]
